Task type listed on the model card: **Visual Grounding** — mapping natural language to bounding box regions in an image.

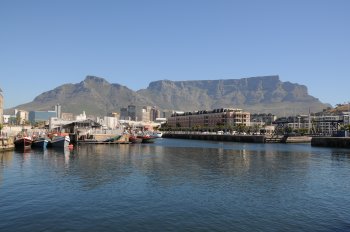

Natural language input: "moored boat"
[137,134,156,143]
[129,135,143,144]
[32,137,49,149]
[14,136,32,150]
[153,131,163,138]
[48,135,70,148]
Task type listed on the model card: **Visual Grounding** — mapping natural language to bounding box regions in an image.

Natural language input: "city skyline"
[1,0,349,108]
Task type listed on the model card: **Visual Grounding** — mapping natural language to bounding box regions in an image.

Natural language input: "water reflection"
[2,140,350,231]
[0,151,13,186]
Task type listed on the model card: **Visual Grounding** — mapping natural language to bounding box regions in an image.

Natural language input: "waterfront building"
[142,106,152,122]
[75,111,87,121]
[15,110,29,125]
[0,88,3,124]
[29,111,57,124]
[108,112,120,119]
[167,108,250,130]
[61,113,74,121]
[141,106,161,122]
[2,115,10,124]
[150,107,160,122]
[250,113,277,126]
[97,116,119,129]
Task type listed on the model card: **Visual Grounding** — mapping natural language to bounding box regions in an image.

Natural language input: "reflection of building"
[167,108,250,129]
[0,88,3,124]
[29,111,57,124]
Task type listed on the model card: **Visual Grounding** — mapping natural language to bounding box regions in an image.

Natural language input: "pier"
[311,137,350,148]
[163,133,266,143]
[163,132,312,144]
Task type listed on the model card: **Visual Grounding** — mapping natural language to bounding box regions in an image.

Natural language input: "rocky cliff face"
[137,75,327,114]
[12,75,329,116]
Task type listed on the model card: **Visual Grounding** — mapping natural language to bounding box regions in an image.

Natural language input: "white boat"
[153,132,163,138]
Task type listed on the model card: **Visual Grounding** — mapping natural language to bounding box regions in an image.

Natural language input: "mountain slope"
[138,75,328,115]
[13,76,153,115]
[9,75,330,116]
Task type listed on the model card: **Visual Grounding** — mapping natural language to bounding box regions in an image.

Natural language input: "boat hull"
[129,136,143,144]
[32,138,48,149]
[48,136,70,148]
[137,136,156,143]
[14,137,32,150]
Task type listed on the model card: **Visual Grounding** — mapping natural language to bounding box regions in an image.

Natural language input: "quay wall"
[163,133,265,143]
[311,137,350,148]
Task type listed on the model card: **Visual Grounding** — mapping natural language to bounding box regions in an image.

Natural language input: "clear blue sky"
[1,0,349,108]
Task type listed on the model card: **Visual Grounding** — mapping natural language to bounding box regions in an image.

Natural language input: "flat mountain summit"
[11,75,329,116]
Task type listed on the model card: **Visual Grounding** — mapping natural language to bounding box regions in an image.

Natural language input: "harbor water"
[1,139,350,231]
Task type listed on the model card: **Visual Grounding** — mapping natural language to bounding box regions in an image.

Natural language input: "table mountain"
[138,75,329,115]
[10,75,329,116]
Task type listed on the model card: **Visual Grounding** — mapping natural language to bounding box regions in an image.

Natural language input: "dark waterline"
[1,139,350,231]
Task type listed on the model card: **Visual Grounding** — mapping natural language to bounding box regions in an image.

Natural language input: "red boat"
[129,135,143,144]
[137,134,156,143]
[14,136,33,150]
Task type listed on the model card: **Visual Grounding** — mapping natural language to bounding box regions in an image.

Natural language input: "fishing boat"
[137,134,157,143]
[129,135,143,143]
[48,135,70,148]
[31,137,49,149]
[14,136,32,150]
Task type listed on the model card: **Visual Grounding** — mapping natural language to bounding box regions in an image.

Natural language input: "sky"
[1,0,349,108]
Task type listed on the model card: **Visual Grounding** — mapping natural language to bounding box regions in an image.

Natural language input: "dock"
[0,137,15,152]
[311,137,350,148]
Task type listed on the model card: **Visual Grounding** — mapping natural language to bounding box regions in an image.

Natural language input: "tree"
[0,123,3,135]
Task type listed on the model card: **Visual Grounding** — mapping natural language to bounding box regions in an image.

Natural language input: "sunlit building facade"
[167,108,250,129]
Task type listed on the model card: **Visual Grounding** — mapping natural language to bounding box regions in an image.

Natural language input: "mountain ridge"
[7,75,330,116]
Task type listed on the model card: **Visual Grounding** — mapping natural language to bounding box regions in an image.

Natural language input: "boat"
[14,136,32,150]
[153,131,163,138]
[48,135,70,148]
[137,134,157,143]
[103,135,122,142]
[129,135,143,144]
[31,137,49,149]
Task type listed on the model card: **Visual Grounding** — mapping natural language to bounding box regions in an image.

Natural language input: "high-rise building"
[55,104,62,119]
[128,105,136,121]
[142,106,152,122]
[120,108,128,120]
[150,107,160,122]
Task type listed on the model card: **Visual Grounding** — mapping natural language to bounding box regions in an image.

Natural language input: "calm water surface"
[1,139,350,231]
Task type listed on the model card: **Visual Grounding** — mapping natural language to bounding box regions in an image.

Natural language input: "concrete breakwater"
[311,137,350,148]
[163,133,266,143]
